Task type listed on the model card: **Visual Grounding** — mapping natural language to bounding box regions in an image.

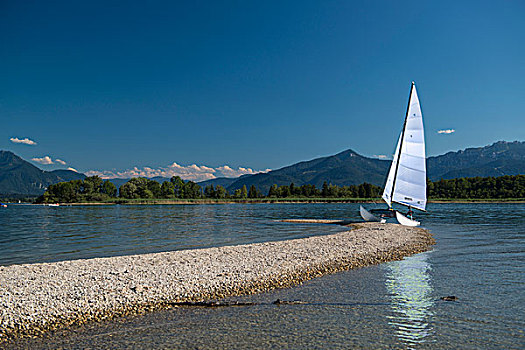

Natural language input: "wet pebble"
[0,222,434,342]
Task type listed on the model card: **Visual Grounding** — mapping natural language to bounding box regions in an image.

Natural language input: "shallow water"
[0,203,348,266]
[2,203,524,349]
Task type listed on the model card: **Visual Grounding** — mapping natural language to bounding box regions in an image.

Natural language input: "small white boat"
[0,203,7,208]
[360,82,427,226]
[47,203,60,207]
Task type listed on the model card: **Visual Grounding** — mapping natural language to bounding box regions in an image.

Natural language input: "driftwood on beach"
[0,222,434,341]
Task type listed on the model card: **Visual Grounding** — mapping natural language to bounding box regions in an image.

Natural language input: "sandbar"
[0,222,434,341]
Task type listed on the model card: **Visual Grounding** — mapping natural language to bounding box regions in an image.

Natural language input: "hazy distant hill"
[0,151,85,196]
[198,177,238,189]
[2,141,523,196]
[222,150,389,194]
[198,141,525,194]
[426,141,525,180]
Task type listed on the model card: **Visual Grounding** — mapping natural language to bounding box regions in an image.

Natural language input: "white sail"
[383,83,427,211]
[382,133,401,207]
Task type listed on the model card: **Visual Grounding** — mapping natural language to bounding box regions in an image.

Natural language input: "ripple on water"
[1,202,524,349]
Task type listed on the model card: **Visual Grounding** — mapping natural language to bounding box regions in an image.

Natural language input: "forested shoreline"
[35,174,524,203]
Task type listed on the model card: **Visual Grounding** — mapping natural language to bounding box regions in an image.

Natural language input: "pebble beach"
[0,222,434,342]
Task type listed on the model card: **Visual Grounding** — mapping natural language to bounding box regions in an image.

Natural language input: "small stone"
[0,222,433,340]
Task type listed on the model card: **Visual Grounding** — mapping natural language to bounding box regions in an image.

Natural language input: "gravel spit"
[0,222,434,341]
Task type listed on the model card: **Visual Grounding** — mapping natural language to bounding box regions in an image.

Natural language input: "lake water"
[2,203,524,349]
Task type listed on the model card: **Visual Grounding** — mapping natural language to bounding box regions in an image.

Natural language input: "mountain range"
[426,140,525,180]
[1,141,523,197]
[0,151,85,196]
[200,141,525,193]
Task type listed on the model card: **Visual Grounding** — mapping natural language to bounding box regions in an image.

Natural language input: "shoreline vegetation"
[0,222,435,342]
[36,197,525,205]
[7,173,520,204]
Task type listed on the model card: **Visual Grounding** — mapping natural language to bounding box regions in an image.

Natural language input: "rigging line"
[390,82,414,200]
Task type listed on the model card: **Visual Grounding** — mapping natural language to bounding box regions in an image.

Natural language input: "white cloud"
[10,137,37,145]
[32,156,54,165]
[85,162,271,182]
[437,129,455,134]
[374,155,388,159]
[30,156,68,166]
[67,167,78,172]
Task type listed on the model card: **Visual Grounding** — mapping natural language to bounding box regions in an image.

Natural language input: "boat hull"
[359,206,420,227]
[359,206,386,223]
[395,211,420,226]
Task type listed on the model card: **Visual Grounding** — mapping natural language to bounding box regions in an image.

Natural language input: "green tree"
[204,185,216,198]
[82,176,103,195]
[278,185,290,198]
[427,175,525,199]
[240,185,248,199]
[357,184,366,198]
[268,184,278,197]
[300,184,318,197]
[248,185,259,198]
[327,184,339,197]
[361,182,374,198]
[147,180,162,198]
[101,180,117,197]
[321,182,329,197]
[42,180,83,203]
[340,185,356,198]
[182,181,201,199]
[119,177,150,198]
[119,181,137,198]
[289,183,296,197]
[170,176,185,198]
[55,182,76,202]
[135,178,152,198]
[141,189,154,198]
[161,181,175,198]
[215,185,228,199]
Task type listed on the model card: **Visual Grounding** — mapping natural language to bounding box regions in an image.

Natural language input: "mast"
[389,82,414,207]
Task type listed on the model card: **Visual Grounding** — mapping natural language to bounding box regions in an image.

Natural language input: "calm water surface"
[2,203,524,349]
[0,204,348,266]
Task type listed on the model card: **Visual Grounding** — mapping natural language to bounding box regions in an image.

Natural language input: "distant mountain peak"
[0,150,85,196]
[427,140,524,180]
[199,141,524,193]
[335,149,358,156]
[2,140,523,197]
[0,150,21,161]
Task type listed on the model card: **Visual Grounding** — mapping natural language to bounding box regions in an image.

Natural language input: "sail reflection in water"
[383,252,434,347]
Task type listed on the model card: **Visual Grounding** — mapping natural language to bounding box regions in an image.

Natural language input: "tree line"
[37,176,382,203]
[38,176,118,203]
[38,174,524,203]
[427,175,524,199]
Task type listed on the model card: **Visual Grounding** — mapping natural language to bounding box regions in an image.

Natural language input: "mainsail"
[382,83,426,211]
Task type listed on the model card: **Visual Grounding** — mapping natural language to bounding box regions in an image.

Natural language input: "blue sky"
[1,1,524,179]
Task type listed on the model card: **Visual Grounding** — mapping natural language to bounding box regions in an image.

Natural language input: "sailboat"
[360,82,426,227]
